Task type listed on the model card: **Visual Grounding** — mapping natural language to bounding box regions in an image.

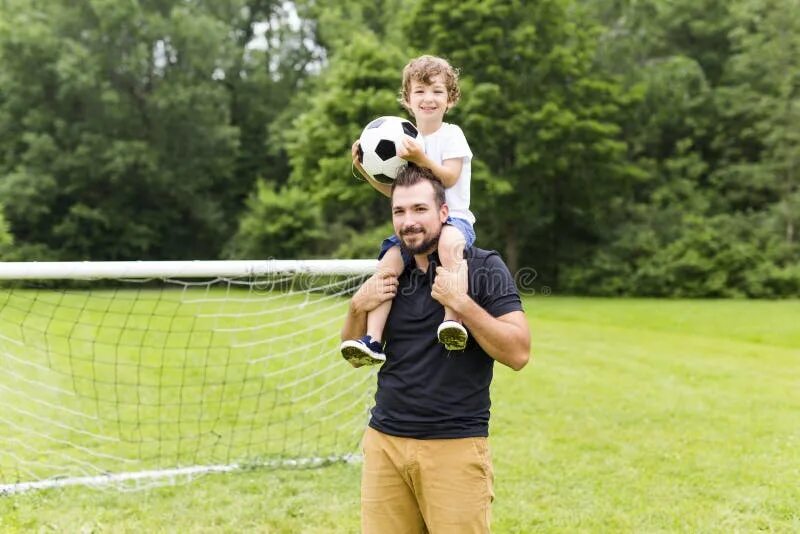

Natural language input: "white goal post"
[0,259,377,280]
[0,260,377,495]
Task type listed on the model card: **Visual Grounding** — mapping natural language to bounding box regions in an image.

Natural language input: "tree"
[588,0,736,86]
[216,0,322,206]
[565,0,800,297]
[298,0,414,55]
[0,1,316,260]
[0,1,237,259]
[227,0,418,259]
[562,54,717,295]
[718,0,800,245]
[406,0,638,282]
[0,207,11,248]
[224,181,324,258]
[277,31,410,256]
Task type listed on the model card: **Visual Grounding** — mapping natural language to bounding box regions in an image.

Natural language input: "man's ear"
[440,202,449,223]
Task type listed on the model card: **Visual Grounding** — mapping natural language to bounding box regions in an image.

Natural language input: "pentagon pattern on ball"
[401,121,418,138]
[366,117,386,129]
[357,116,423,183]
[375,139,396,161]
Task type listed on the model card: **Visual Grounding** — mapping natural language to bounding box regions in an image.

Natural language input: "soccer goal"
[0,259,376,495]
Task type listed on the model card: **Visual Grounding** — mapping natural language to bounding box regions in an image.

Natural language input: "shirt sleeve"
[442,125,473,161]
[470,253,523,318]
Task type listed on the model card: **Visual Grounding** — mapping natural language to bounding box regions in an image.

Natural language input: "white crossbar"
[0,260,377,280]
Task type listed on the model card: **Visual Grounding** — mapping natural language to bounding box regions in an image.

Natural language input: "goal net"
[0,260,376,495]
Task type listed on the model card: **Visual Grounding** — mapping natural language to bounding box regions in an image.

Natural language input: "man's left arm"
[432,265,531,371]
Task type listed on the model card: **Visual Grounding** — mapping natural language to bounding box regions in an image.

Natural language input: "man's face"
[392,181,448,255]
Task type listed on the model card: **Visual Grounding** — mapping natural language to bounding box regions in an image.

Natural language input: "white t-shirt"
[421,123,475,225]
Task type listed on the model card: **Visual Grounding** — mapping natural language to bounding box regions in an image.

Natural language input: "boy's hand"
[396,137,426,165]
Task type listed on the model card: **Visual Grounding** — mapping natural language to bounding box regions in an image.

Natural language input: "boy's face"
[406,75,450,122]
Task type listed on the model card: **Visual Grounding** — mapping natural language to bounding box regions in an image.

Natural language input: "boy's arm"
[397,138,462,188]
[352,140,392,197]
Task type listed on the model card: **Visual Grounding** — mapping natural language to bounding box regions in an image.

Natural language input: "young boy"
[340,55,476,367]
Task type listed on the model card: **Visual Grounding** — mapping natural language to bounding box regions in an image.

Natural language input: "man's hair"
[391,165,446,208]
[399,55,461,110]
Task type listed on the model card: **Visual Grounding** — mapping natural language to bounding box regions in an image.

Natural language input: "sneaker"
[340,335,386,367]
[437,321,468,351]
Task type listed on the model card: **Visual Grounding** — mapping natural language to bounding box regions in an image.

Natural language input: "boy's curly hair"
[399,55,461,111]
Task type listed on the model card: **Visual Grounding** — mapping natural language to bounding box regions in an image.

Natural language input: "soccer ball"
[357,116,422,184]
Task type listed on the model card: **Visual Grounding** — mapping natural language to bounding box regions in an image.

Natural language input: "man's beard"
[398,226,441,256]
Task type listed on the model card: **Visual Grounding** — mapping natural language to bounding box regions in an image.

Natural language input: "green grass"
[2,296,799,533]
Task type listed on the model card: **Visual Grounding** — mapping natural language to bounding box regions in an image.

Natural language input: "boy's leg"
[340,246,404,367]
[438,225,467,323]
[437,225,469,351]
[367,245,404,340]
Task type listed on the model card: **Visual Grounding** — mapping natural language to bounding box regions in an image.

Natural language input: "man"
[341,165,531,533]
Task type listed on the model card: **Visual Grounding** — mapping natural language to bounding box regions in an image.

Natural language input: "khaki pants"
[361,426,494,534]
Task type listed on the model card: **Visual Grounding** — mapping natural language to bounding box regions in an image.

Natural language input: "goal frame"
[0,259,377,280]
[0,259,377,495]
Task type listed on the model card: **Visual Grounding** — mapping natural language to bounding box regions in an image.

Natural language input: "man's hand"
[396,137,427,166]
[431,263,469,312]
[352,270,399,314]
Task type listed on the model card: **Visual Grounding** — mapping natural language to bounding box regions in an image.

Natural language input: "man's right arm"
[340,270,399,341]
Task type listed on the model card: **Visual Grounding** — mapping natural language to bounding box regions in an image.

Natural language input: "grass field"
[1,296,799,533]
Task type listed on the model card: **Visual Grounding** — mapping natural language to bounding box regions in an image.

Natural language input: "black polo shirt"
[368,247,523,439]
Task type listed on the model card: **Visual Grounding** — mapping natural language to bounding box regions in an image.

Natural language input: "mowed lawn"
[1,297,799,533]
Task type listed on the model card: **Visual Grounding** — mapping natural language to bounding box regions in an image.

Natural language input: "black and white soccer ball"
[357,116,422,184]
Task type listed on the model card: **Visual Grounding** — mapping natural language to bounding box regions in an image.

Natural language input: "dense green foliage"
[0,207,12,248]
[1,0,798,296]
[0,0,314,260]
[407,0,641,279]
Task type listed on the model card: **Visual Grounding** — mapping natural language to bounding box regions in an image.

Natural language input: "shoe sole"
[438,327,468,351]
[341,345,386,367]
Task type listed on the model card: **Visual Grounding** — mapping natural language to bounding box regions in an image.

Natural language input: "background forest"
[1,0,798,297]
